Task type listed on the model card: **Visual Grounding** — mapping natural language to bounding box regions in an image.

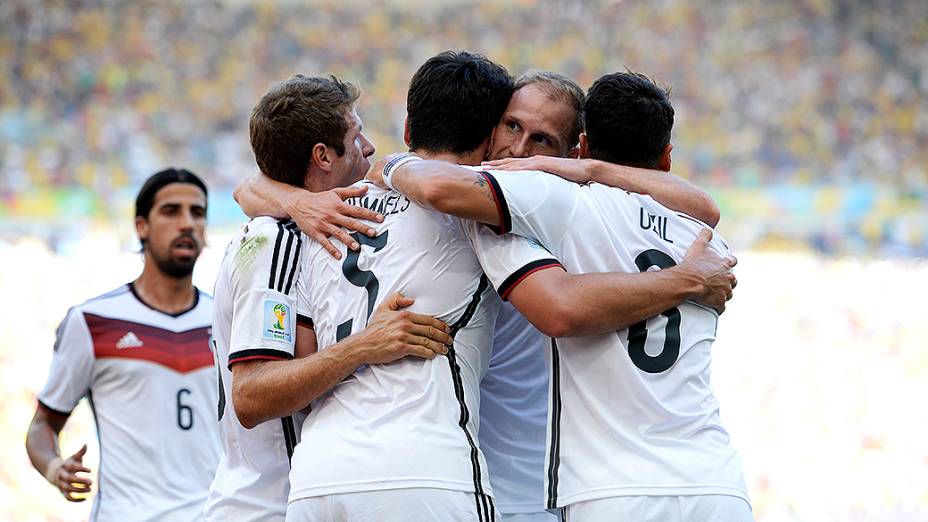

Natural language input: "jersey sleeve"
[227,221,303,368]
[37,307,95,415]
[294,240,314,330]
[479,169,579,249]
[463,220,565,301]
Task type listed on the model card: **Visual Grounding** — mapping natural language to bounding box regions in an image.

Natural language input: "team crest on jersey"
[263,300,293,343]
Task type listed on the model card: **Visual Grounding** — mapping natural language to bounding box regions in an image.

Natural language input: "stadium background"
[1,0,925,520]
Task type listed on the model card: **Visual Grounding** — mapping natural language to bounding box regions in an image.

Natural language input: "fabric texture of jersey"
[481,169,750,509]
[289,179,558,522]
[286,489,498,522]
[38,283,219,522]
[479,303,550,515]
[206,216,305,522]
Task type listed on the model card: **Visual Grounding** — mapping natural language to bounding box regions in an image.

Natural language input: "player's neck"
[411,148,483,166]
[133,265,196,315]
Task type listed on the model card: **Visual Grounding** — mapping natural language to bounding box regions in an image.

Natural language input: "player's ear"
[659,143,673,172]
[476,135,491,161]
[403,117,412,149]
[311,142,333,172]
[487,125,499,159]
[135,215,150,248]
[578,133,590,159]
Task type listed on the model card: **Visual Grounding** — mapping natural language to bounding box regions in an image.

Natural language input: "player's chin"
[358,160,371,179]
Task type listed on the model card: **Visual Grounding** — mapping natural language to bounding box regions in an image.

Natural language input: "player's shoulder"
[196,287,213,302]
[233,216,301,261]
[671,211,734,256]
[57,283,133,328]
[242,216,300,239]
[74,283,133,311]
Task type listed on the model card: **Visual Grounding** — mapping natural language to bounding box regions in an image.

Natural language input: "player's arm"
[234,172,384,259]
[483,156,720,227]
[231,293,452,428]
[368,155,502,226]
[26,308,94,501]
[26,406,93,502]
[507,230,735,337]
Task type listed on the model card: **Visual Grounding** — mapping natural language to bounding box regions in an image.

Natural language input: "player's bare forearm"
[509,268,700,338]
[25,406,66,477]
[26,405,93,500]
[232,293,451,428]
[587,160,720,227]
[391,160,501,226]
[231,340,366,429]
[233,173,297,219]
[509,229,735,336]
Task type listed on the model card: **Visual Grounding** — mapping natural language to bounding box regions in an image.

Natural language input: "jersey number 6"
[626,249,681,373]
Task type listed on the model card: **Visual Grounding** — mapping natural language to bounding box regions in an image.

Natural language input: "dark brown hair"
[250,74,360,187]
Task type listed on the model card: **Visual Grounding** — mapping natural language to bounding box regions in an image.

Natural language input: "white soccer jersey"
[38,284,219,522]
[206,216,306,522]
[479,169,750,509]
[288,180,561,522]
[479,303,550,515]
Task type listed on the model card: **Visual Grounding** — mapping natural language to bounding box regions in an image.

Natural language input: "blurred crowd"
[0,0,926,255]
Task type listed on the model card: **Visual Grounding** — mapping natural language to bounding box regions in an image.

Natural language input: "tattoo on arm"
[474,174,495,202]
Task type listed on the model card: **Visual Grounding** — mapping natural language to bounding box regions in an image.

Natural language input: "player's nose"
[361,132,375,157]
[510,136,531,158]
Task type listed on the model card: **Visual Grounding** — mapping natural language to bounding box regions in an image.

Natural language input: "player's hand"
[678,229,737,314]
[47,444,93,502]
[353,292,452,364]
[482,156,593,184]
[366,153,407,189]
[287,187,383,260]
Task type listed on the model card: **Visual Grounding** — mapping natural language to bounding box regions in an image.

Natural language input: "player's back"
[289,181,499,507]
[482,170,749,509]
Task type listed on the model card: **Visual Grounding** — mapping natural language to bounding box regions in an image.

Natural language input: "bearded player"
[26,168,220,521]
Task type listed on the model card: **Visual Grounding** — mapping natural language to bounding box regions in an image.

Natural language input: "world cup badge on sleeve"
[262,300,293,343]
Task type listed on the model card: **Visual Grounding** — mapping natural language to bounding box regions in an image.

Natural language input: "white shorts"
[286,488,499,522]
[563,495,753,522]
[501,511,561,522]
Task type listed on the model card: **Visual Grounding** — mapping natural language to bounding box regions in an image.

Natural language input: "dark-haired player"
[26,168,220,521]
[370,71,752,521]
[281,53,735,522]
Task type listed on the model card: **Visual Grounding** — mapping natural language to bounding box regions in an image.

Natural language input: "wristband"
[381,153,422,191]
[45,456,64,485]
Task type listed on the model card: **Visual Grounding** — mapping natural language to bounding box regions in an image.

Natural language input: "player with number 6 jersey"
[26,168,220,521]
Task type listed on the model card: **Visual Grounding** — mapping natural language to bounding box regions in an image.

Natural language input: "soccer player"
[369,71,753,521]
[478,70,724,522]
[236,64,734,522]
[276,52,735,522]
[205,75,453,522]
[25,168,220,521]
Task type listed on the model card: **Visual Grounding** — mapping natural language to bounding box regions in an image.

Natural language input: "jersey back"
[481,170,750,508]
[289,181,500,514]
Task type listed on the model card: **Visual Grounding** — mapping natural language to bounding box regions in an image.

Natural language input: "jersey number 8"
[626,249,681,374]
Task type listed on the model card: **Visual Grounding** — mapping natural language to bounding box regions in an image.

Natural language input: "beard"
[148,235,200,279]
[154,254,197,279]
